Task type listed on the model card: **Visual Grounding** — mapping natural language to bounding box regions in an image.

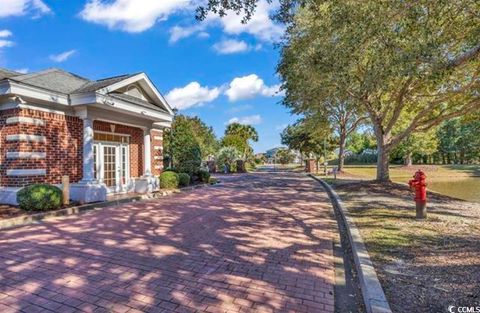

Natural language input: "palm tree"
[224,123,259,159]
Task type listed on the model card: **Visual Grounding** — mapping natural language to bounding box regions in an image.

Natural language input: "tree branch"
[385,77,414,133]
[446,43,480,69]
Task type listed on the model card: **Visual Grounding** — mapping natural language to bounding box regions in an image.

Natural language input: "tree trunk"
[405,152,413,166]
[338,132,347,172]
[375,129,391,182]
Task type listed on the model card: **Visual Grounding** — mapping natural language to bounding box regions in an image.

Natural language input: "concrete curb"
[309,175,392,313]
[0,183,212,231]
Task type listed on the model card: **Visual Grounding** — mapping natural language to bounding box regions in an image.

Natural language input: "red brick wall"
[0,108,83,187]
[0,110,164,187]
[151,129,163,176]
[93,121,144,178]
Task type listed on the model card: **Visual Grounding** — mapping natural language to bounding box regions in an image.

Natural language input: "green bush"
[164,166,178,172]
[209,177,218,184]
[197,169,211,183]
[160,171,179,189]
[17,184,63,211]
[178,173,190,187]
[216,146,240,173]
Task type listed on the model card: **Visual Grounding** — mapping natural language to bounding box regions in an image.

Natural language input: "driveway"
[0,172,336,313]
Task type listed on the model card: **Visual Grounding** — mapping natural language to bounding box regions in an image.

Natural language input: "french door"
[93,143,130,193]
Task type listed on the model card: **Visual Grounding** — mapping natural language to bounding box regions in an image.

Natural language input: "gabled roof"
[0,69,23,80]
[109,92,168,114]
[10,68,89,94]
[74,73,137,93]
[0,67,173,115]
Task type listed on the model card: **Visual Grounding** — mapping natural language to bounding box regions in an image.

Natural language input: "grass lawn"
[341,164,480,180]
[328,164,480,202]
[326,179,480,312]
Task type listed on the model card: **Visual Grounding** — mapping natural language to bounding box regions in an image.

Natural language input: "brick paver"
[0,172,335,313]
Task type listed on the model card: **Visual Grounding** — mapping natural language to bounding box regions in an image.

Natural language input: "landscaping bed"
[327,179,480,312]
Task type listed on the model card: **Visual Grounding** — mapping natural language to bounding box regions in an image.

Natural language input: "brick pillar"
[151,129,163,176]
[305,159,316,173]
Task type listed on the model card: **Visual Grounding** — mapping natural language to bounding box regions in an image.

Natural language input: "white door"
[103,144,118,192]
[94,143,130,193]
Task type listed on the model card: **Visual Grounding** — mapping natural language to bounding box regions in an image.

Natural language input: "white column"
[143,128,152,177]
[81,118,95,182]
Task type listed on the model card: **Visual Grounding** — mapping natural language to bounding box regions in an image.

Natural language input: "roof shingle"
[0,67,169,114]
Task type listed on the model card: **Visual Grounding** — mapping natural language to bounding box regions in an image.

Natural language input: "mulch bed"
[330,180,480,313]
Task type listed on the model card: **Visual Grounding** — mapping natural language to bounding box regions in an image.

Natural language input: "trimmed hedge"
[17,184,63,211]
[197,169,211,183]
[178,173,190,187]
[160,171,179,189]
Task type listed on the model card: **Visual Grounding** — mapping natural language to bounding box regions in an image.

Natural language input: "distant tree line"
[163,114,260,173]
[197,0,480,181]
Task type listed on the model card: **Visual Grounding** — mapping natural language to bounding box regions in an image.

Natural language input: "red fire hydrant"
[408,170,427,219]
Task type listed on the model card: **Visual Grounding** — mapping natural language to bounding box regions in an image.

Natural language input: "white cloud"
[0,40,14,48]
[212,39,262,54]
[209,0,283,42]
[227,114,262,125]
[213,39,249,54]
[49,50,77,63]
[0,30,12,38]
[197,31,210,39]
[165,81,220,110]
[0,30,14,49]
[227,104,253,113]
[225,74,282,102]
[275,123,288,131]
[0,0,51,18]
[169,24,206,43]
[14,68,28,74]
[79,0,282,44]
[80,0,193,33]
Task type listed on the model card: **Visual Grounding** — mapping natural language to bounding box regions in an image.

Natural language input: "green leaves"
[222,122,259,159]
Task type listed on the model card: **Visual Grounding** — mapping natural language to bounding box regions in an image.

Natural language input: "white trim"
[96,94,173,122]
[5,81,69,105]
[6,152,46,159]
[95,73,174,115]
[6,116,45,126]
[94,130,131,137]
[143,130,152,177]
[154,165,161,169]
[154,146,163,150]
[153,136,163,140]
[154,156,162,160]
[0,102,66,115]
[7,169,46,176]
[6,134,46,143]
[93,117,149,131]
[0,187,22,205]
[93,142,130,193]
[153,121,171,128]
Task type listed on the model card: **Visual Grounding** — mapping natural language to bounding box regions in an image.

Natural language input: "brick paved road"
[0,172,336,313]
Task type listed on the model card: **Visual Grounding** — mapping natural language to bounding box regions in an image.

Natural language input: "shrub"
[160,171,179,189]
[209,177,218,185]
[216,147,240,173]
[197,169,210,183]
[178,173,190,187]
[17,184,63,211]
[163,166,177,172]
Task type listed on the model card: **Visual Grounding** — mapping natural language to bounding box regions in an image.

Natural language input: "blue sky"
[0,0,297,152]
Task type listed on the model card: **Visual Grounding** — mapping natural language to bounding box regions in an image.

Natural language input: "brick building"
[0,68,174,204]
